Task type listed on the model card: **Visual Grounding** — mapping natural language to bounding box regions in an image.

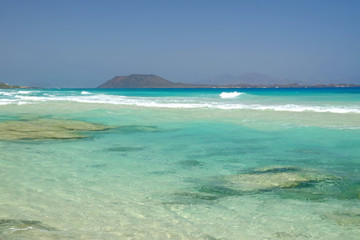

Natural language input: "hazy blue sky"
[1,0,359,87]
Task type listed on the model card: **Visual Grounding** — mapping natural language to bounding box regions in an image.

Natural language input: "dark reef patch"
[172,166,350,202]
[86,164,107,168]
[116,125,161,134]
[108,146,145,152]
[149,170,176,175]
[177,160,204,168]
[0,118,110,141]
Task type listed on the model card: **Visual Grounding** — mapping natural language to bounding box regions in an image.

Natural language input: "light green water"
[0,89,360,239]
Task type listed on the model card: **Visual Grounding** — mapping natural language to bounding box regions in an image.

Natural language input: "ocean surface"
[0,88,360,239]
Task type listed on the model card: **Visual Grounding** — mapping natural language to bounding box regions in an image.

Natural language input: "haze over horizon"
[1,0,359,88]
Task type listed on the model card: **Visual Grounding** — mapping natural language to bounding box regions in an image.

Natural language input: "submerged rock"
[223,166,339,192]
[170,167,357,204]
[279,180,360,201]
[0,219,57,231]
[323,212,360,226]
[168,166,349,205]
[178,166,342,201]
[0,118,110,140]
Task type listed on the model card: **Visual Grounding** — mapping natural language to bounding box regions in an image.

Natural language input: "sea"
[0,88,359,239]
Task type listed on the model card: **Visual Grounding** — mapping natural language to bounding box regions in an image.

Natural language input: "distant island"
[0,82,23,89]
[0,82,39,89]
[97,74,360,88]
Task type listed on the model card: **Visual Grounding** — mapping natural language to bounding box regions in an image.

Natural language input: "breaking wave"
[220,91,242,98]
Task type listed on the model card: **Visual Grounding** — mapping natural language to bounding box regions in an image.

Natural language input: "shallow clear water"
[0,88,360,239]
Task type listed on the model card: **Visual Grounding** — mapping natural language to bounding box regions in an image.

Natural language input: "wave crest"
[220,91,242,98]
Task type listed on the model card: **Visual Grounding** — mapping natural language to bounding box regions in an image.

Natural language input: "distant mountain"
[97,74,208,88]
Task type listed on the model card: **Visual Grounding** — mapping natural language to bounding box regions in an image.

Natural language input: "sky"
[0,0,359,87]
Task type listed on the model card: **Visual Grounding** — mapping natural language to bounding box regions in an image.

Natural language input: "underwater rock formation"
[0,118,110,140]
[170,166,343,203]
[0,219,57,231]
[222,166,339,191]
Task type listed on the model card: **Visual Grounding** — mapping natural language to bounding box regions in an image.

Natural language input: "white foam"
[0,99,16,105]
[216,103,360,113]
[2,92,360,114]
[0,91,14,96]
[220,91,242,98]
[81,91,92,95]
[16,95,48,101]
[17,90,32,94]
[17,101,29,105]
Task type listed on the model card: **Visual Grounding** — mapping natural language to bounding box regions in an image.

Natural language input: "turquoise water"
[0,88,360,239]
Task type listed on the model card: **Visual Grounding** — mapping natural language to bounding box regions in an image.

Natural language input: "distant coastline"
[0,82,22,89]
[97,74,360,89]
[210,83,360,88]
[0,82,34,89]
[2,76,359,89]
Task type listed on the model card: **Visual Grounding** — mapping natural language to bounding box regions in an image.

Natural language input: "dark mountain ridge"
[97,74,209,88]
